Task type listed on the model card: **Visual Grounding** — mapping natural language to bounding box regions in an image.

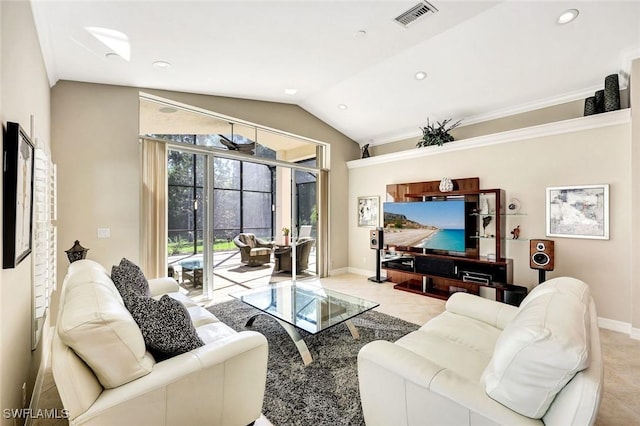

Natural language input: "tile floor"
[34,273,639,425]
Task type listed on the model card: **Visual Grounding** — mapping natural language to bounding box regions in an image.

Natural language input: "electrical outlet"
[22,382,26,407]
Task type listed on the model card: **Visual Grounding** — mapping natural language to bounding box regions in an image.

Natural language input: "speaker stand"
[368,249,388,284]
[538,270,546,285]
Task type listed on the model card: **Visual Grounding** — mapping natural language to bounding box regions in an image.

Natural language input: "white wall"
[0,0,51,421]
[348,117,632,325]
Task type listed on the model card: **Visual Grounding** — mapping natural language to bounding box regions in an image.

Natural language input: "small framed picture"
[357,196,379,227]
[546,184,609,240]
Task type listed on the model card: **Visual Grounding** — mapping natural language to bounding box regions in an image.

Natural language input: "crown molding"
[347,109,630,169]
[369,50,638,148]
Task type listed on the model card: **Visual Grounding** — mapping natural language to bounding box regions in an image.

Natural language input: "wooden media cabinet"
[382,177,526,304]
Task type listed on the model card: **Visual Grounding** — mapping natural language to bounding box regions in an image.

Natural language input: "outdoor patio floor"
[168,249,317,306]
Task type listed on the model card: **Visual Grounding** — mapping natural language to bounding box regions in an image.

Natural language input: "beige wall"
[632,58,640,334]
[0,0,51,421]
[51,82,360,305]
[373,91,630,157]
[348,122,632,324]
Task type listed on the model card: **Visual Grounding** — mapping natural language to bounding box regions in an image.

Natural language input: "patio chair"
[275,238,315,273]
[233,233,275,266]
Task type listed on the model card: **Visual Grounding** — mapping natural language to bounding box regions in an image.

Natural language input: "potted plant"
[416,118,462,147]
[282,227,290,245]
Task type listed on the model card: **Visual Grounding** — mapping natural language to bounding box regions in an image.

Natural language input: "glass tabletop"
[232,280,379,334]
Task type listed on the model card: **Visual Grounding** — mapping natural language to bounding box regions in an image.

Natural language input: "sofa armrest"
[358,340,444,426]
[445,292,518,330]
[147,277,180,297]
[76,331,268,425]
[358,340,540,426]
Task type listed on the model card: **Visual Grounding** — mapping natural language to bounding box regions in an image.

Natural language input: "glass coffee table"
[232,280,379,365]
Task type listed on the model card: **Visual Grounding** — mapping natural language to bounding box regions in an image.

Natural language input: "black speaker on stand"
[368,227,388,283]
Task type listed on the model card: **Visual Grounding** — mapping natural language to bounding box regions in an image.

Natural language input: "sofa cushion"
[127,294,205,360]
[111,258,151,304]
[239,234,257,248]
[396,311,501,382]
[57,283,154,389]
[250,247,271,256]
[482,278,591,418]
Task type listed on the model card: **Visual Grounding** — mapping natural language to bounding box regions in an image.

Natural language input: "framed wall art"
[546,184,609,240]
[3,121,35,268]
[357,196,379,227]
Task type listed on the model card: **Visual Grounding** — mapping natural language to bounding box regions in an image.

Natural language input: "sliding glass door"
[167,146,318,301]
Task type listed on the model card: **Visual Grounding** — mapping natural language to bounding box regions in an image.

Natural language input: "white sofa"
[52,259,268,426]
[358,277,603,426]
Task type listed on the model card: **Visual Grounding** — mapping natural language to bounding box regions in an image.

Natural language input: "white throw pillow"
[482,278,591,418]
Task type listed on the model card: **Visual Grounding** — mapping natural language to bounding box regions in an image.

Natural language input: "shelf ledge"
[346,109,630,169]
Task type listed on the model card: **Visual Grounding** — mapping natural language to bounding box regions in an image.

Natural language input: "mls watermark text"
[3,408,69,419]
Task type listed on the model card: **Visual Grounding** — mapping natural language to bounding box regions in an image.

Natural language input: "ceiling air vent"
[394,1,438,28]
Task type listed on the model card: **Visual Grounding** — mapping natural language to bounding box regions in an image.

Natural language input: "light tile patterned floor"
[34,273,639,425]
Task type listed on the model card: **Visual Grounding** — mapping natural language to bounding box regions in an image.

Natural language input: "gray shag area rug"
[208,299,419,426]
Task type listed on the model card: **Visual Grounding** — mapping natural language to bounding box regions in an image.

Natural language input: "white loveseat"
[358,277,603,426]
[52,259,268,426]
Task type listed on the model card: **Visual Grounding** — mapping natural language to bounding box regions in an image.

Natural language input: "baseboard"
[597,317,640,339]
[328,267,350,276]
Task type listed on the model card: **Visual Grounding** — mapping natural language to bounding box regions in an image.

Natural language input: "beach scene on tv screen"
[383,201,465,252]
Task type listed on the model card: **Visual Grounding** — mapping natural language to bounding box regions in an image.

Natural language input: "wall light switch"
[97,228,111,239]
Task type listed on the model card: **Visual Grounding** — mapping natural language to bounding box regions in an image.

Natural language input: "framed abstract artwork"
[3,122,35,268]
[357,196,379,227]
[546,184,609,240]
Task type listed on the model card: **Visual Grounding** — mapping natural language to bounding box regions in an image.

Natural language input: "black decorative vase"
[604,74,620,112]
[594,90,605,113]
[584,96,596,116]
[361,144,371,159]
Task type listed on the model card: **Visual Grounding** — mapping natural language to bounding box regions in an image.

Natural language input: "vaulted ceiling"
[32,1,640,145]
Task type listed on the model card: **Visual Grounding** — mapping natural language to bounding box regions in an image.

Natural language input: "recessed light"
[354,30,367,38]
[159,107,177,114]
[152,60,172,69]
[85,26,131,61]
[415,71,427,80]
[285,88,298,95]
[558,9,579,24]
[338,104,348,110]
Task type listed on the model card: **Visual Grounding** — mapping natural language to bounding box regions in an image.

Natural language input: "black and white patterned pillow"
[127,294,204,360]
[111,258,151,306]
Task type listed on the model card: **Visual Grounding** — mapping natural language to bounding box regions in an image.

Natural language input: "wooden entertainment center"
[382,177,525,304]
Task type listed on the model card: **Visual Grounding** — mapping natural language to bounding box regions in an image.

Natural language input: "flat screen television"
[383,200,466,253]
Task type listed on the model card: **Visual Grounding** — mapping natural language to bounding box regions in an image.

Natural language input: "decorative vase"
[594,90,605,113]
[480,197,490,215]
[439,177,454,192]
[604,74,620,112]
[584,96,596,116]
[361,144,371,159]
[284,235,289,246]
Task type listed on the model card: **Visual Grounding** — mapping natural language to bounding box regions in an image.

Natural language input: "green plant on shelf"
[416,118,462,147]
